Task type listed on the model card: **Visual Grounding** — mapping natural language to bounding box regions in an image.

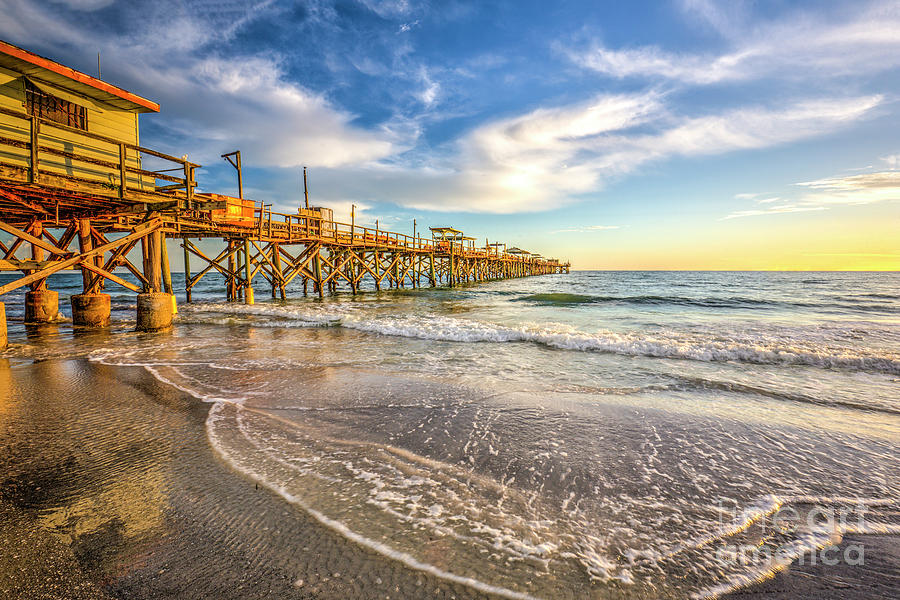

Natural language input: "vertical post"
[161,233,176,315]
[29,116,39,184]
[236,152,243,199]
[71,218,110,328]
[303,167,310,209]
[373,250,381,291]
[393,254,400,288]
[272,243,284,299]
[147,229,162,293]
[118,143,127,199]
[226,240,235,300]
[429,253,435,287]
[183,239,192,303]
[351,204,355,241]
[78,219,93,292]
[221,151,243,199]
[30,220,45,291]
[161,235,173,295]
[235,242,243,300]
[136,227,173,332]
[314,246,324,298]
[184,163,194,202]
[24,220,60,324]
[448,241,455,287]
[243,238,254,305]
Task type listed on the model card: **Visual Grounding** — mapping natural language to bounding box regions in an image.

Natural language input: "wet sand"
[0,358,896,599]
[0,359,485,600]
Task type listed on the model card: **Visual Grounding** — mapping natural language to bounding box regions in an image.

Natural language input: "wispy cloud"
[300,92,882,214]
[0,0,407,170]
[566,1,900,85]
[723,170,900,219]
[3,0,894,218]
[722,204,827,220]
[881,154,900,169]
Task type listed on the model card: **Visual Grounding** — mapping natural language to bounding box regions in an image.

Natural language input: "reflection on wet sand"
[0,359,498,599]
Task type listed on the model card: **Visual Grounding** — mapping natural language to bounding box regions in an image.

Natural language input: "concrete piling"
[24,289,59,323]
[71,293,111,327]
[136,292,173,331]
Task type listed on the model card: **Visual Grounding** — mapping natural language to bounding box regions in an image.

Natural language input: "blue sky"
[2,0,898,268]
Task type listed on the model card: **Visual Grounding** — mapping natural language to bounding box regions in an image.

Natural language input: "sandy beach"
[1,356,896,599]
[0,358,491,600]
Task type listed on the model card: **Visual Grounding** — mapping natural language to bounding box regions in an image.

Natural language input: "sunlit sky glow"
[3,0,898,269]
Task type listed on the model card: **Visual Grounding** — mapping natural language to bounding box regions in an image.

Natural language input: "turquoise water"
[3,270,899,598]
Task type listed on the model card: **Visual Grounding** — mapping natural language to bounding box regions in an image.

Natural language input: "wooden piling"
[243,238,254,305]
[183,239,192,303]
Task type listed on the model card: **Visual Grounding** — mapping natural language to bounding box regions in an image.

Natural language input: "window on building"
[24,81,88,131]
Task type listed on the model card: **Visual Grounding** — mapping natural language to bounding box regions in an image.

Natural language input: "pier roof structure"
[0,40,159,113]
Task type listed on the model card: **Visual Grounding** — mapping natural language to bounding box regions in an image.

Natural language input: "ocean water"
[3,270,899,598]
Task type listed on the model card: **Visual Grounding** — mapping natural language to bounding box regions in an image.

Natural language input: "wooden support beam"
[183,238,192,302]
[29,116,39,184]
[271,243,284,299]
[0,187,49,214]
[0,221,69,257]
[184,239,241,288]
[78,260,140,292]
[313,247,323,298]
[77,219,95,293]
[145,229,162,293]
[0,220,160,297]
[161,233,174,295]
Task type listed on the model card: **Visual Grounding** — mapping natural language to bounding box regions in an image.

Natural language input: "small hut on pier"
[0,40,160,192]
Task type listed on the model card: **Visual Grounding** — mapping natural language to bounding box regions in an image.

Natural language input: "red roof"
[0,40,159,113]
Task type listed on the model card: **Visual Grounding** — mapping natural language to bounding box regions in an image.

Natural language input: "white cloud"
[881,154,900,169]
[304,93,881,214]
[567,2,900,84]
[723,170,900,218]
[2,0,892,216]
[358,0,411,18]
[49,0,116,10]
[722,205,827,219]
[415,67,440,107]
[0,0,404,170]
[793,171,900,205]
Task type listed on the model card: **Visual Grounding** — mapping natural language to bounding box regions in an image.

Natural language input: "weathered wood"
[78,260,140,293]
[145,228,162,293]
[77,218,94,292]
[0,221,69,257]
[0,220,160,296]
[183,238,192,302]
[118,143,127,199]
[29,117,39,184]
[161,233,173,295]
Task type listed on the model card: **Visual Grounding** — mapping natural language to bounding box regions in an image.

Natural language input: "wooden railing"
[0,105,198,201]
[225,205,554,264]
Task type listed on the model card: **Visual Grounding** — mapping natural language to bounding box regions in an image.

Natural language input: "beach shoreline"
[0,357,895,599]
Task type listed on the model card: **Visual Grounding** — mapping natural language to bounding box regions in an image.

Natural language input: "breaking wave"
[179,303,900,375]
[515,293,899,314]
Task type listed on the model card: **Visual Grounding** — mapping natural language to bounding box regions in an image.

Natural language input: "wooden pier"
[0,41,568,344]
